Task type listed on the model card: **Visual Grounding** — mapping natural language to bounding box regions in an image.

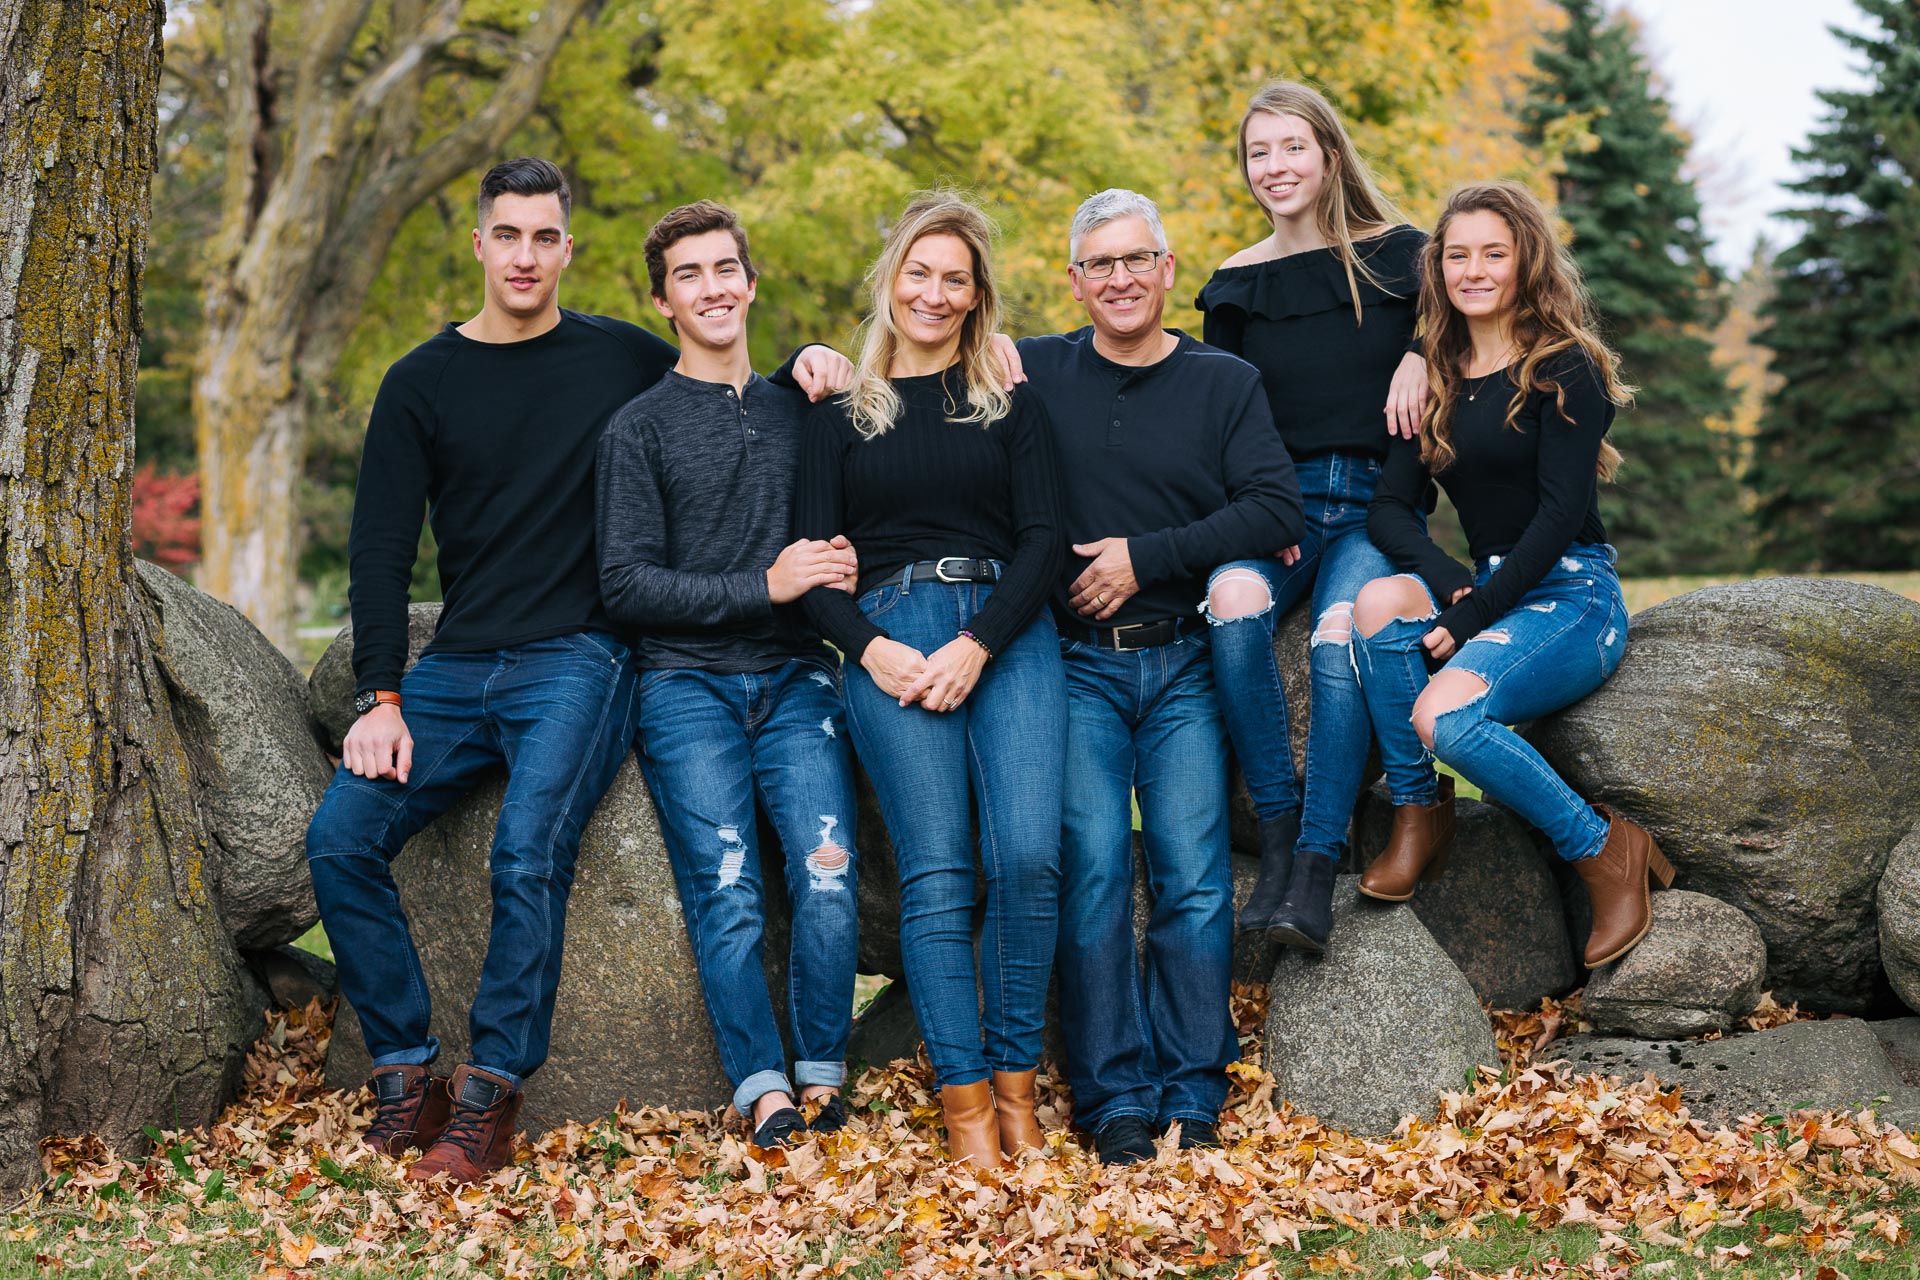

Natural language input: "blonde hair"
[844,192,1010,440]
[1239,79,1411,323]
[1416,181,1632,481]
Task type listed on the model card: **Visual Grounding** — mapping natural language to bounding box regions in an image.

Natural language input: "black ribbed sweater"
[792,370,1062,661]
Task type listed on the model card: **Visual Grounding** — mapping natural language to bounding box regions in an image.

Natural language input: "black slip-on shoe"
[750,1106,808,1149]
[1093,1115,1157,1166]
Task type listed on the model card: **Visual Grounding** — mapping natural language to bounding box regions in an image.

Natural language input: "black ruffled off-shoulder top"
[1194,224,1426,460]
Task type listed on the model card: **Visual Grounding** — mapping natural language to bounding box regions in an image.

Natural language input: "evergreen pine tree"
[1750,0,1920,571]
[1521,0,1747,574]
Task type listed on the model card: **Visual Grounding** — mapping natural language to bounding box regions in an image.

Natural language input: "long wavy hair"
[844,192,1010,440]
[1417,182,1631,481]
[1238,79,1410,323]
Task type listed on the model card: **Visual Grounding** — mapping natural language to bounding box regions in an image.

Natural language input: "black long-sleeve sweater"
[792,372,1063,661]
[595,369,826,672]
[1369,354,1615,644]
[347,310,677,696]
[1194,224,1425,460]
[1016,328,1303,626]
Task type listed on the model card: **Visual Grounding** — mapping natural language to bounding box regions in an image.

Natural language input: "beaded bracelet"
[958,629,994,660]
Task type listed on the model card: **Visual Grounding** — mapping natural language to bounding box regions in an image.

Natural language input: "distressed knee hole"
[1353,574,1437,638]
[807,845,848,871]
[1464,629,1511,646]
[1311,601,1354,647]
[819,716,837,738]
[1204,570,1273,623]
[716,826,748,888]
[1524,601,1556,614]
[807,816,849,891]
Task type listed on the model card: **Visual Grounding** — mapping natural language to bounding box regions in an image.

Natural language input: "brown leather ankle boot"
[939,1080,1005,1170]
[407,1064,522,1184]
[991,1069,1044,1157]
[1359,775,1456,901]
[1575,805,1676,966]
[363,1064,452,1156]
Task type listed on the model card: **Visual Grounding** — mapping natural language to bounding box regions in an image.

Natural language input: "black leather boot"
[1237,812,1300,934]
[1265,851,1337,953]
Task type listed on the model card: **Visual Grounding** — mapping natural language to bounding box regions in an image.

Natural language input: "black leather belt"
[899,557,1001,585]
[1057,614,1203,651]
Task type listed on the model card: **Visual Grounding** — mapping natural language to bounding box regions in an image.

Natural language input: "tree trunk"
[0,0,254,1189]
[192,0,598,648]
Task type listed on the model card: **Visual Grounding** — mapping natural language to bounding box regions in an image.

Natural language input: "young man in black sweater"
[1016,190,1303,1165]
[594,201,865,1149]
[304,161,847,1183]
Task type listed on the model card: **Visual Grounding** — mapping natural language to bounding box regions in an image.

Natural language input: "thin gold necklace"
[1467,345,1516,401]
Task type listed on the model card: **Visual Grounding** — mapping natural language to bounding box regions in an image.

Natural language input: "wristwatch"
[354,690,402,717]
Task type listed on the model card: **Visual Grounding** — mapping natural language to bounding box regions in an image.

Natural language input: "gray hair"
[1068,188,1168,262]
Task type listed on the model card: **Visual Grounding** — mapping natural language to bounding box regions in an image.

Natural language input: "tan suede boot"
[991,1070,1044,1157]
[939,1080,1006,1170]
[1359,775,1456,901]
[1575,805,1676,966]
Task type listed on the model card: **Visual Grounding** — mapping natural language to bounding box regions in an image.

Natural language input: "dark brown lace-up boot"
[362,1064,452,1157]
[406,1064,522,1184]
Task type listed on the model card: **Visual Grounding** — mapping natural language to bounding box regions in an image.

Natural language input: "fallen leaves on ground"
[15,988,1907,1280]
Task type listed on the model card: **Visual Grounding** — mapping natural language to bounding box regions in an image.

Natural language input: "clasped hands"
[862,635,987,714]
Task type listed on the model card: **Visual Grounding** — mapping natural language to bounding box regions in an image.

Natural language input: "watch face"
[355,691,378,716]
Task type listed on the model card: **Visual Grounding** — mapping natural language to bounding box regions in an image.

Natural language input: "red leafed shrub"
[131,463,201,568]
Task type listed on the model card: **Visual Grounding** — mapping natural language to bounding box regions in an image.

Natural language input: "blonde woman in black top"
[792,193,1065,1171]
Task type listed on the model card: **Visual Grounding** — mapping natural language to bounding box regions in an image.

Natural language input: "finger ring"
[1094,594,1107,606]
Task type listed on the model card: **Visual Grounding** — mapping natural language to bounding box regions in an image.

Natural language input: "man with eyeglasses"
[1016,189,1303,1164]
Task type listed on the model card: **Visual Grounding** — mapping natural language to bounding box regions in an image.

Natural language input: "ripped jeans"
[1204,450,1395,861]
[634,657,860,1116]
[1352,544,1628,860]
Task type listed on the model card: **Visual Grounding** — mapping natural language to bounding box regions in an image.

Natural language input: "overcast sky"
[1624,0,1872,269]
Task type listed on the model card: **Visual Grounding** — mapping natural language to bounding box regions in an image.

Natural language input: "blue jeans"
[634,658,860,1117]
[1205,451,1396,861]
[1353,544,1629,859]
[306,632,638,1085]
[841,575,1066,1087]
[1057,629,1236,1131]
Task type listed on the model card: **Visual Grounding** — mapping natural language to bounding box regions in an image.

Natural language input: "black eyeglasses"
[1071,250,1166,279]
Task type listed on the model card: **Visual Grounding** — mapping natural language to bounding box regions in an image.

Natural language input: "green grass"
[11,1196,1920,1279]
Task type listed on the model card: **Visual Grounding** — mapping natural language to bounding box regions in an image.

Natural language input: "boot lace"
[438,1094,503,1161]
[365,1080,424,1148]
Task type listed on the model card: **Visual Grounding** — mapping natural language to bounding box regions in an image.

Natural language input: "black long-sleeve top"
[1368,354,1615,644]
[792,372,1063,661]
[1194,224,1425,460]
[347,310,677,696]
[1016,328,1304,626]
[595,369,827,672]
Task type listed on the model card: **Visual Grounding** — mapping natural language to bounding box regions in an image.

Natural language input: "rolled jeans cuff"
[467,1060,526,1090]
[733,1068,795,1118]
[371,1038,439,1070]
[793,1059,847,1090]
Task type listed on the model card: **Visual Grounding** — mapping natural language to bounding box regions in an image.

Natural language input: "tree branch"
[298,0,600,373]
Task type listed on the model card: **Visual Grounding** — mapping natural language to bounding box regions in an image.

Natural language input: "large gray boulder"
[1875,821,1920,1013]
[1869,1018,1920,1088]
[1264,877,1498,1135]
[1529,580,1920,1012]
[138,561,332,948]
[1583,891,1767,1038]
[325,759,792,1132]
[308,604,442,750]
[1553,1019,1917,1132]
[1352,786,1576,1009]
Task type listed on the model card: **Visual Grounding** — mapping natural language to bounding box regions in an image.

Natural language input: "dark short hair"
[478,158,571,229]
[643,200,757,303]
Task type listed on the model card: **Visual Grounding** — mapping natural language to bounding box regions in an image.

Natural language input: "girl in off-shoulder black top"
[1190,79,1433,953]
[1349,181,1673,970]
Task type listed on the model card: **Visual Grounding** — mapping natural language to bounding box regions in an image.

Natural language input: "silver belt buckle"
[1110,622,1150,652]
[934,557,972,583]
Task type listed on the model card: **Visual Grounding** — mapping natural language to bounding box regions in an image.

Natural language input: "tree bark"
[0,0,255,1188]
[193,0,598,647]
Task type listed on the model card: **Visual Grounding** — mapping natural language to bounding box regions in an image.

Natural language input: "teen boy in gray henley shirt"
[594,201,861,1151]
